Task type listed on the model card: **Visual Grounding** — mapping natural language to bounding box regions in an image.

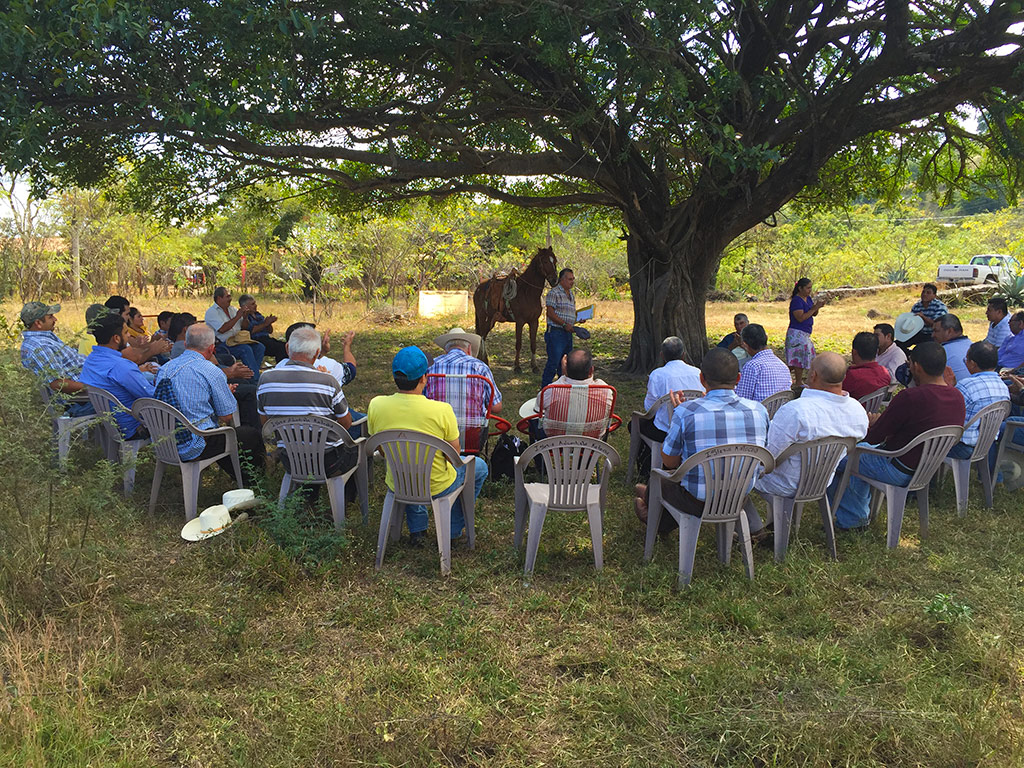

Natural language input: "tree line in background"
[2,177,1022,306]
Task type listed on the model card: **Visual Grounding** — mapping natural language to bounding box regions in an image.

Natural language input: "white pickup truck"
[937,254,1019,285]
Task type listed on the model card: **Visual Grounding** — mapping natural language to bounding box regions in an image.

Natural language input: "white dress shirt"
[755,388,869,497]
[644,359,704,432]
[204,304,240,343]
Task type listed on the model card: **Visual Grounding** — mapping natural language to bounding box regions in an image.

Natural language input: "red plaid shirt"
[539,376,615,437]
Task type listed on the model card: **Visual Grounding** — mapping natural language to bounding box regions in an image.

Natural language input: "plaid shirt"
[663,388,769,500]
[735,348,792,402]
[154,350,237,460]
[956,371,1010,445]
[20,330,86,384]
[545,284,576,328]
[424,349,502,423]
[910,298,948,337]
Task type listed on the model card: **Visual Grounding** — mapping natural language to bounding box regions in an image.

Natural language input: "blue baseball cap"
[392,346,428,380]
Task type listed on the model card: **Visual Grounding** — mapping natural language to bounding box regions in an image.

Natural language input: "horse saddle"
[486,270,518,322]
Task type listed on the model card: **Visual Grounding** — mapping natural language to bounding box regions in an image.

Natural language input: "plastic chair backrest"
[263,415,354,483]
[538,383,617,437]
[775,436,859,502]
[965,400,1012,462]
[84,385,129,453]
[132,397,189,465]
[674,443,775,522]
[424,372,496,452]
[518,435,621,510]
[761,389,796,419]
[902,425,965,491]
[858,387,889,414]
[364,429,462,503]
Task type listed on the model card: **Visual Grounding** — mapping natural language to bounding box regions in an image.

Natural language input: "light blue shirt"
[155,350,236,460]
[942,336,973,384]
[987,314,1012,348]
[79,345,154,437]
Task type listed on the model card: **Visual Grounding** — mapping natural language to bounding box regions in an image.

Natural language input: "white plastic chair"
[857,386,889,414]
[761,389,796,419]
[84,385,150,495]
[365,429,476,576]
[941,400,1011,516]
[833,425,963,548]
[262,414,369,529]
[513,435,621,575]
[744,436,858,562]
[993,418,1024,489]
[40,385,98,465]
[645,444,775,587]
[626,390,703,485]
[131,397,243,522]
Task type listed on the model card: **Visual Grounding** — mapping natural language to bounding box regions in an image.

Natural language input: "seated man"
[986,297,1012,348]
[152,310,174,341]
[204,286,263,381]
[79,311,153,440]
[873,323,906,380]
[277,322,357,387]
[750,352,868,534]
[257,326,359,500]
[998,311,1024,369]
[899,282,948,350]
[842,331,893,400]
[154,324,265,486]
[532,348,615,439]
[716,313,748,350]
[829,342,965,530]
[424,327,503,449]
[735,323,792,401]
[102,295,171,362]
[633,348,769,533]
[947,341,1009,459]
[239,294,287,363]
[932,313,972,384]
[19,301,92,416]
[367,346,488,547]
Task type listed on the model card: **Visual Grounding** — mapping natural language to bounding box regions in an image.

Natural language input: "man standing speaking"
[542,268,577,387]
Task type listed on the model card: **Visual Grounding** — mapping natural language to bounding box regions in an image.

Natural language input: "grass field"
[2,289,1023,767]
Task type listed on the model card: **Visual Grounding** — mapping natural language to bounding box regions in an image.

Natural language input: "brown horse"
[474,247,559,372]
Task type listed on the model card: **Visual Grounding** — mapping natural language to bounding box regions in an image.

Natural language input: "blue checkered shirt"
[956,371,1010,445]
[20,331,86,384]
[910,298,948,337]
[154,350,237,460]
[545,284,576,328]
[662,388,769,500]
[735,348,792,402]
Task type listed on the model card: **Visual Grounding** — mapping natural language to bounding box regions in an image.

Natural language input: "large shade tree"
[3,0,1024,370]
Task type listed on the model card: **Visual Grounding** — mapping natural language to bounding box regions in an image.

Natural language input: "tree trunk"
[70,223,82,299]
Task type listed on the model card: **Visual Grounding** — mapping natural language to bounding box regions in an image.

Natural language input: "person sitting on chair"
[20,301,93,416]
[946,341,1009,460]
[239,294,287,363]
[204,286,263,381]
[735,324,792,401]
[530,348,614,441]
[842,331,893,400]
[873,323,906,381]
[424,327,504,432]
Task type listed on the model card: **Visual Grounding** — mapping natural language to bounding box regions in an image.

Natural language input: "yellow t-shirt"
[367,393,459,496]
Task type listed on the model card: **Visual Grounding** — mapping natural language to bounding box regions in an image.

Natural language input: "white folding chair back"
[761,389,796,419]
[40,385,98,465]
[942,400,1011,516]
[645,443,774,587]
[513,436,620,575]
[85,385,150,495]
[858,387,889,414]
[364,429,475,576]
[263,415,369,529]
[132,397,243,522]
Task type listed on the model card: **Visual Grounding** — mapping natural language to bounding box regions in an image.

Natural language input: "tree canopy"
[4,0,1024,369]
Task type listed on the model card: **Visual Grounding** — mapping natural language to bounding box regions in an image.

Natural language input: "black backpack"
[489,433,526,482]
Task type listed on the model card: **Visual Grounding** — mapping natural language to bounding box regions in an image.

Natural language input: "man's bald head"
[810,352,847,388]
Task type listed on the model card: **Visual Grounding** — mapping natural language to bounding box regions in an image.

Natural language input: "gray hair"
[238,293,255,307]
[287,326,322,359]
[185,323,215,350]
[937,313,963,334]
[661,336,686,362]
[445,339,472,353]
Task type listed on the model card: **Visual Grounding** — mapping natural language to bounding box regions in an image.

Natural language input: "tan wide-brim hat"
[181,504,244,541]
[518,397,540,420]
[222,488,257,512]
[894,312,925,342]
[434,327,482,358]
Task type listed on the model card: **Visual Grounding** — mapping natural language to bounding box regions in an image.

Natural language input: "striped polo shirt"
[256,360,350,446]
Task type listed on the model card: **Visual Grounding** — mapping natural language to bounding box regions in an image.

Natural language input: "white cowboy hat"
[222,488,257,512]
[181,504,245,541]
[518,397,540,420]
[434,327,482,358]
[893,312,925,342]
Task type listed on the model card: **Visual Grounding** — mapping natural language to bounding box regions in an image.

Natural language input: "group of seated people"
[19,286,1024,551]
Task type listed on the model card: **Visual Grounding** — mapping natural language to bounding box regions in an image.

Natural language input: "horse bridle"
[515,251,557,290]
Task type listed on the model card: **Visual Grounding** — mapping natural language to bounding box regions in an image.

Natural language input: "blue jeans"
[228,341,265,382]
[542,327,573,387]
[347,409,366,439]
[829,445,912,529]
[66,400,95,417]
[947,441,975,460]
[405,457,488,538]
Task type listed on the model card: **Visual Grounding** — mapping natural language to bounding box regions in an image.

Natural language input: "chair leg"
[389,501,403,543]
[434,498,453,576]
[819,497,838,560]
[278,474,292,505]
[716,521,734,565]
[773,498,794,564]
[587,502,604,571]
[375,491,396,570]
[513,484,527,550]
[977,459,995,509]
[325,477,345,531]
[793,500,804,535]
[181,464,202,522]
[643,481,664,562]
[230,451,244,489]
[56,421,73,466]
[950,459,970,518]
[626,426,638,485]
[461,473,476,551]
[523,502,547,575]
[884,485,910,549]
[148,462,166,516]
[737,510,755,580]
[917,485,930,539]
[677,514,702,588]
[356,455,370,525]
[869,487,884,523]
